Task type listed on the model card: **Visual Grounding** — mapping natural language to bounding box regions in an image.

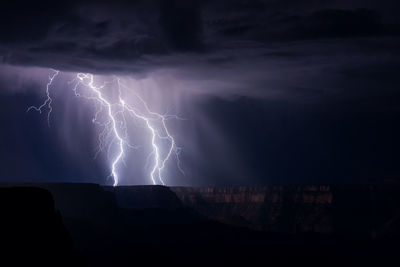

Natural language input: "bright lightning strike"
[28,69,184,186]
[27,69,59,126]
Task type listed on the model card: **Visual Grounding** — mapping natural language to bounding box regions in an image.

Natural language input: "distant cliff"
[171,185,400,237]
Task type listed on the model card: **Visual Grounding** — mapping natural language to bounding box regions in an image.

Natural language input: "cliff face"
[0,187,84,266]
[171,185,400,236]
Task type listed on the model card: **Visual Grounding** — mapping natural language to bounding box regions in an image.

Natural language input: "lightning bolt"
[75,73,125,186]
[28,69,183,186]
[27,69,59,126]
[117,79,184,185]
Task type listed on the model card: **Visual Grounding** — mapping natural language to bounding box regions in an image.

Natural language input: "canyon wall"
[171,185,400,237]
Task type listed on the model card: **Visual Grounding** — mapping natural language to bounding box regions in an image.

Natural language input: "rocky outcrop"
[171,185,400,237]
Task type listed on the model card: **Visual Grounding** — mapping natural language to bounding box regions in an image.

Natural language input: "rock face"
[171,185,400,237]
[0,187,84,266]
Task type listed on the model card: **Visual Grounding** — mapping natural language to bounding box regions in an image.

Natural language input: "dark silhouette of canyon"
[1,183,399,266]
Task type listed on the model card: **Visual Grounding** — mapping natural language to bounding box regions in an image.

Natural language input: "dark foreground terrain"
[1,183,399,266]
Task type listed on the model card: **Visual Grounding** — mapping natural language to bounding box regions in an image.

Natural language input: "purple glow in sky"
[0,0,400,185]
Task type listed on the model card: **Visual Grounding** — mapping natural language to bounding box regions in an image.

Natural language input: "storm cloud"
[1,0,399,101]
[1,0,400,185]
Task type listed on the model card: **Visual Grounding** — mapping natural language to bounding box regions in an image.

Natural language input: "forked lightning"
[27,70,183,186]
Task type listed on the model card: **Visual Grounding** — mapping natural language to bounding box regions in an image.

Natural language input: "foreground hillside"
[0,183,399,266]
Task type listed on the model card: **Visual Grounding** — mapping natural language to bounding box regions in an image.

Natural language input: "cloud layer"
[0,0,399,73]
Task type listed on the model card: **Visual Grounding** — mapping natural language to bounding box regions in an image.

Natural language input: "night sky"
[0,0,399,186]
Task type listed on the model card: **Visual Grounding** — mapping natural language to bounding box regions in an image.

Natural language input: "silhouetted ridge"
[0,187,85,266]
[1,183,399,266]
[105,185,183,209]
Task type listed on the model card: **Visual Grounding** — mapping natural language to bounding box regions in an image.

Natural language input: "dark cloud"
[0,0,399,73]
[0,0,203,72]
[159,0,203,51]
[0,1,74,43]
